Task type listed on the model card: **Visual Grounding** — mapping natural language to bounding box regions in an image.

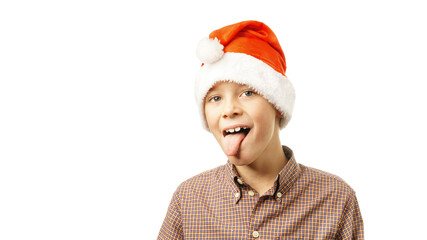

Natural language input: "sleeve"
[336,190,364,240]
[157,188,184,240]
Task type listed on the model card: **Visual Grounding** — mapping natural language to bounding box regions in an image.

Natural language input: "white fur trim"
[196,37,224,64]
[195,52,296,131]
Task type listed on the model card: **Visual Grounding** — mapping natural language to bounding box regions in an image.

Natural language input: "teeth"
[225,127,249,134]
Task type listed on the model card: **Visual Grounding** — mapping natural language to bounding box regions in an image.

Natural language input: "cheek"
[205,112,223,144]
[204,105,221,132]
[252,104,277,137]
[259,115,276,137]
[204,107,215,126]
[256,101,276,120]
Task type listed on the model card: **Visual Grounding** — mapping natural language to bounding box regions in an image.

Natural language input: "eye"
[209,96,221,102]
[241,90,254,97]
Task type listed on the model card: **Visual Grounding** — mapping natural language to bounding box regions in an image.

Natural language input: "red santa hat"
[195,20,295,130]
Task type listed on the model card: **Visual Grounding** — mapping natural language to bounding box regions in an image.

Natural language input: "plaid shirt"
[158,146,363,239]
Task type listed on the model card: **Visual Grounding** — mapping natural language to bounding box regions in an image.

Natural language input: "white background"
[1,0,426,239]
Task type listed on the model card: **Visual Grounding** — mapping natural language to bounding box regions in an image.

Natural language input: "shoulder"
[175,164,227,197]
[299,164,356,197]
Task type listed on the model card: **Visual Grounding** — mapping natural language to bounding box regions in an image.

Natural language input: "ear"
[274,110,282,127]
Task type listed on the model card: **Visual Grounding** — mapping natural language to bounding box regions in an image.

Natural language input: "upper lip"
[222,124,251,137]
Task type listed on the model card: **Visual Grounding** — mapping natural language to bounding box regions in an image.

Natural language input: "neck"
[235,136,288,195]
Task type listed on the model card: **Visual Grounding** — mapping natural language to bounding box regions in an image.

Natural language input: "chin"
[226,151,256,166]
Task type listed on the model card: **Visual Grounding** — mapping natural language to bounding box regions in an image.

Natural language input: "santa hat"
[195,20,295,130]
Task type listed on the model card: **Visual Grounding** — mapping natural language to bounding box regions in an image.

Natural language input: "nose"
[222,98,242,119]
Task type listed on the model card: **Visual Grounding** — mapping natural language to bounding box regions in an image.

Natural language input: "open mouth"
[222,126,251,156]
[223,126,251,137]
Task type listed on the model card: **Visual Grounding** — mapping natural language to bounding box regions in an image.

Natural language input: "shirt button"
[237,178,243,185]
[252,231,259,238]
[234,192,240,198]
[248,190,255,196]
[276,192,282,198]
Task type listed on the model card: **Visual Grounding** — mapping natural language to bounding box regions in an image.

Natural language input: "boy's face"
[204,81,281,166]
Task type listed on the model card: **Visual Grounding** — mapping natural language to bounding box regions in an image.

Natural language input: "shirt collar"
[224,145,301,203]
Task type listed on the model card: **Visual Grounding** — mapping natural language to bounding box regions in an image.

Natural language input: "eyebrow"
[207,86,217,93]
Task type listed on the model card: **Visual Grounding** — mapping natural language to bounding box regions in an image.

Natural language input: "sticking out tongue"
[224,133,246,156]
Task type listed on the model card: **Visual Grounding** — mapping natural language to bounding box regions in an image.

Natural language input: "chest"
[180,188,340,239]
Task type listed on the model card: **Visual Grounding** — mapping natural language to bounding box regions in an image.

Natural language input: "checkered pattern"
[158,146,364,239]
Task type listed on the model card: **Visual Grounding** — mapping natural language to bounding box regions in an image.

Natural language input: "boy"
[158,20,363,239]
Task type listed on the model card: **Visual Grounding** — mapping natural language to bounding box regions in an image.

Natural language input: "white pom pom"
[196,37,224,64]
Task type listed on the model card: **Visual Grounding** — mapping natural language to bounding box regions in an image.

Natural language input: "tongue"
[224,133,246,156]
